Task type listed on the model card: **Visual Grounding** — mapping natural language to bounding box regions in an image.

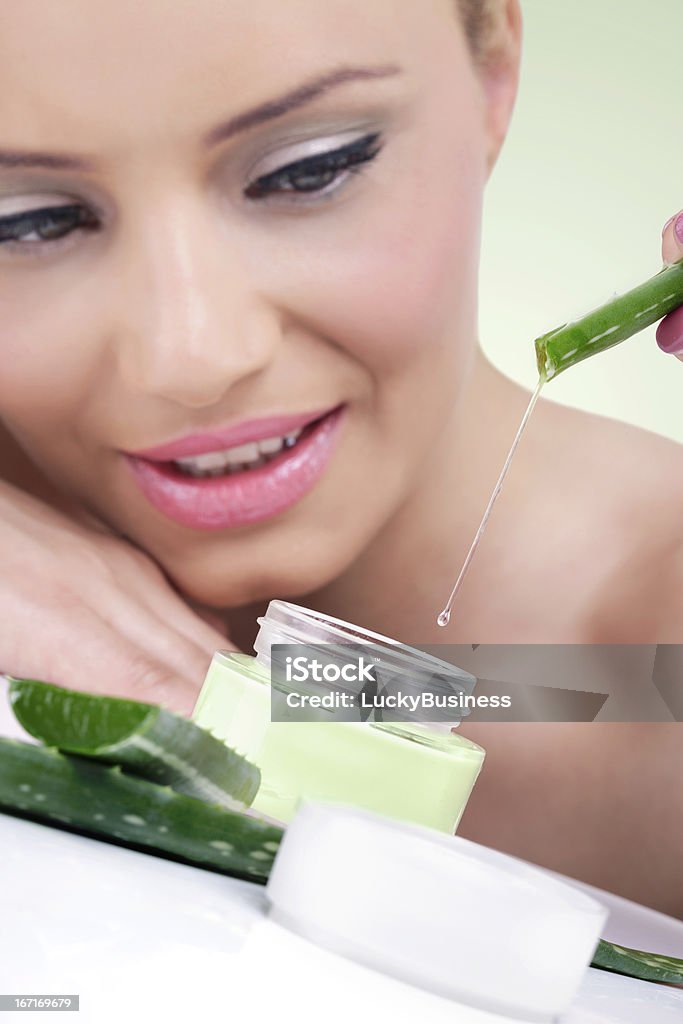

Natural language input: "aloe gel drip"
[437,259,683,628]
[437,376,545,628]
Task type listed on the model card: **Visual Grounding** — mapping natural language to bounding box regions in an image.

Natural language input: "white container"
[266,803,608,1022]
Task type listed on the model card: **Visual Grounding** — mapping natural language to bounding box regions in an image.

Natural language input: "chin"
[157,537,358,611]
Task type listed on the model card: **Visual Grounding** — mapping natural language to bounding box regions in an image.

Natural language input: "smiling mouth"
[124,406,346,530]
[166,422,311,478]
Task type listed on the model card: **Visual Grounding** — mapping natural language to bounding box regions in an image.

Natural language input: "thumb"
[662,210,683,267]
[657,212,683,359]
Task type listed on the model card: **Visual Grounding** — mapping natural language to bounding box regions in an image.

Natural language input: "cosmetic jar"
[265,803,608,1022]
[192,601,484,831]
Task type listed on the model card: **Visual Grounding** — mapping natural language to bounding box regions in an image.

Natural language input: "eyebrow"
[0,64,402,173]
[204,64,402,146]
[0,150,97,172]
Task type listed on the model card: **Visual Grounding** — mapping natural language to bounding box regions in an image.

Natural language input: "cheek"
[267,136,484,389]
[0,269,105,428]
[335,189,480,376]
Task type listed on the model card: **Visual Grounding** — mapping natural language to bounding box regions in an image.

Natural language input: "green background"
[480,0,683,441]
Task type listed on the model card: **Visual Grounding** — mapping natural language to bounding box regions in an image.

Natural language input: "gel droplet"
[435,377,545,627]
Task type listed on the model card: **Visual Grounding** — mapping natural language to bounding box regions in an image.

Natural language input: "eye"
[244,132,383,202]
[0,203,100,249]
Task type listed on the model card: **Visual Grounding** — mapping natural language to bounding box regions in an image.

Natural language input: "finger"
[76,537,233,663]
[88,583,221,694]
[182,600,231,637]
[113,556,234,655]
[41,552,224,705]
[5,598,200,716]
[104,542,232,650]
[656,304,683,361]
[661,210,683,266]
[659,211,683,361]
[85,619,202,715]
[83,616,203,715]
[73,547,233,701]
[135,577,231,652]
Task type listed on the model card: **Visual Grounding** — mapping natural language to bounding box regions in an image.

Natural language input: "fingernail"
[656,317,683,354]
[663,214,676,236]
[675,212,683,246]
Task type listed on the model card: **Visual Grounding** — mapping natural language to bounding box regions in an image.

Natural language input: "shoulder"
[534,395,683,523]
[536,400,683,640]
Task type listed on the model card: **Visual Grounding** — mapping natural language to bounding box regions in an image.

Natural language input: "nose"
[113,196,280,408]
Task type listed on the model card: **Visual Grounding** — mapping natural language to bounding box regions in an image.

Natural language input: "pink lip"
[124,405,346,530]
[130,408,332,461]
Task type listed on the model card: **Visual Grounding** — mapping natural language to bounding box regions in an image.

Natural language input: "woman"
[1,0,682,913]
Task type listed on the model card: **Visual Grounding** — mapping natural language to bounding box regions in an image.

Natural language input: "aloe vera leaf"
[535,259,683,380]
[591,938,683,986]
[8,677,259,810]
[3,735,680,973]
[0,738,282,881]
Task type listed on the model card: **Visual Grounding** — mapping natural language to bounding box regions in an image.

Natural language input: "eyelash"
[0,131,384,253]
[0,204,100,251]
[244,131,383,201]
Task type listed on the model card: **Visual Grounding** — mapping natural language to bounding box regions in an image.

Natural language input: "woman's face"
[0,0,516,606]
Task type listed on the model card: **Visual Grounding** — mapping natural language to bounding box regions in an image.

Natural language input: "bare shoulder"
[535,399,683,640]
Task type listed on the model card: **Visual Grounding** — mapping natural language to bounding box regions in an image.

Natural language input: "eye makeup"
[0,117,388,260]
[0,203,99,248]
[0,187,102,256]
[244,130,383,202]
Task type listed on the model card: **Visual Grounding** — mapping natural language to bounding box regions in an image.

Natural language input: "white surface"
[267,803,607,1022]
[0,814,682,1024]
[2,677,683,1023]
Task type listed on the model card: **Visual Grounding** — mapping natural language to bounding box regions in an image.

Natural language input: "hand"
[657,211,683,360]
[0,480,232,715]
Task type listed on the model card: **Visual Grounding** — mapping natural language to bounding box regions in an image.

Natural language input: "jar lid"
[265,803,607,1022]
[254,600,475,731]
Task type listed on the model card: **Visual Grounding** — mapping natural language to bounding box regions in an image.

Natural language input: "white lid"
[265,803,607,1023]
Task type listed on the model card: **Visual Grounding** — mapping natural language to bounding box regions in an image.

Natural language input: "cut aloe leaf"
[535,259,683,380]
[591,938,683,986]
[2,732,682,979]
[8,677,259,810]
[0,738,282,882]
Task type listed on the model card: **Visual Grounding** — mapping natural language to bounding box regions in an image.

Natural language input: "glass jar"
[192,601,484,832]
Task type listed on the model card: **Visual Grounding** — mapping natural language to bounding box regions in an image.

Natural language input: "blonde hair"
[458,0,505,61]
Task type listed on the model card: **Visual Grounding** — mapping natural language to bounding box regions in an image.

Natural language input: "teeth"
[223,441,260,466]
[176,451,233,472]
[172,428,304,477]
[259,436,284,455]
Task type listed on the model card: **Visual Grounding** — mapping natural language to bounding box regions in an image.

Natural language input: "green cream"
[193,616,485,834]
